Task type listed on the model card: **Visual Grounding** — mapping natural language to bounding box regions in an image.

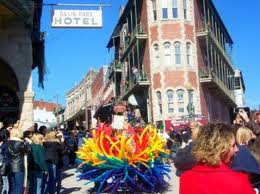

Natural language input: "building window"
[162,0,168,19]
[156,91,163,114]
[183,0,187,19]
[172,0,178,18]
[177,89,184,113]
[153,43,160,67]
[174,41,181,65]
[163,42,171,67]
[166,90,174,113]
[187,89,194,115]
[152,0,157,21]
[186,42,192,66]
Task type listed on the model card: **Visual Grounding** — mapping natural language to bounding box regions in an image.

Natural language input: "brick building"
[107,0,243,127]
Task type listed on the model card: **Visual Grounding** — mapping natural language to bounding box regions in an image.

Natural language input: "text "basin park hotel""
[52,9,102,28]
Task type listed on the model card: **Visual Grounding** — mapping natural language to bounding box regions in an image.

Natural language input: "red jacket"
[180,163,255,194]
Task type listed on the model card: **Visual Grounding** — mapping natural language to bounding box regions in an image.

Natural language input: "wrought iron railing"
[199,67,235,103]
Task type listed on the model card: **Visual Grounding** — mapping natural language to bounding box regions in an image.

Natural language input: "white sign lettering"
[52,9,102,28]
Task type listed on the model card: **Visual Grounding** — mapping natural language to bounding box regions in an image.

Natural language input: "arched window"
[172,0,178,18]
[156,91,163,114]
[186,42,192,66]
[177,89,184,113]
[153,43,160,67]
[162,0,168,19]
[163,42,171,67]
[166,90,174,113]
[183,0,187,19]
[174,42,181,65]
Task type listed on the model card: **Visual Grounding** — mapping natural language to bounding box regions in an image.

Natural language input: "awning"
[65,109,85,123]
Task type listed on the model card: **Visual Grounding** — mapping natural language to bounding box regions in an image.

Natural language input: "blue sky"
[33,0,260,109]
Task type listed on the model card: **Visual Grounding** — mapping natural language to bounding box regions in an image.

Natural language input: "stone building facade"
[0,1,44,130]
[107,0,242,126]
[65,70,97,129]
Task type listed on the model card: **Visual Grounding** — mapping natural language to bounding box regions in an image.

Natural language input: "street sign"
[52,9,102,28]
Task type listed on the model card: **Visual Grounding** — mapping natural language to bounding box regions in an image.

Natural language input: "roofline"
[208,0,233,44]
[106,0,134,48]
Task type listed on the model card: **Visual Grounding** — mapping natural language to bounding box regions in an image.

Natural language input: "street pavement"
[60,163,179,194]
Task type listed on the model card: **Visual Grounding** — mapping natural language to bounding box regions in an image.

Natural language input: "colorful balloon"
[76,124,171,193]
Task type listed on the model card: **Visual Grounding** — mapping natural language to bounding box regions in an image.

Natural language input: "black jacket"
[173,142,197,176]
[43,141,64,165]
[8,139,31,172]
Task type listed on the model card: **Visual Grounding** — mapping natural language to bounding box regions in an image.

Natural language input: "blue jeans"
[29,171,43,194]
[47,163,57,194]
[10,172,24,194]
[56,168,62,194]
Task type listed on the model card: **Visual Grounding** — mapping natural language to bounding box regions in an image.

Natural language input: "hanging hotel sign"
[51,9,102,28]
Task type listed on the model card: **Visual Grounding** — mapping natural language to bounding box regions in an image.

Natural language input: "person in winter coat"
[43,131,64,194]
[29,133,48,194]
[8,122,31,194]
[180,123,255,194]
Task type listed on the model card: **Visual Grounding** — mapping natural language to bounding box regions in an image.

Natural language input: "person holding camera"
[233,109,260,137]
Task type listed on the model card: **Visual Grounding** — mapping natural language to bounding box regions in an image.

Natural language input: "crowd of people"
[169,109,260,194]
[0,108,260,193]
[0,121,81,194]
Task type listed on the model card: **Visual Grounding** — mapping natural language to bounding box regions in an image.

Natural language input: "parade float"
[76,124,171,193]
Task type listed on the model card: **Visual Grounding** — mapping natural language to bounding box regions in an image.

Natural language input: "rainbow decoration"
[76,124,171,193]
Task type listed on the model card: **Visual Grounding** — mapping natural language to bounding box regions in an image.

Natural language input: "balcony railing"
[199,67,236,104]
[107,61,122,79]
[121,71,150,99]
[197,20,234,69]
[120,24,148,61]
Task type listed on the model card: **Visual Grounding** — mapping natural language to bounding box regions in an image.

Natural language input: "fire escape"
[107,0,149,102]
[196,0,236,106]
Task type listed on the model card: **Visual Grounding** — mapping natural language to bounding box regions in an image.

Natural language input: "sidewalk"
[60,164,179,194]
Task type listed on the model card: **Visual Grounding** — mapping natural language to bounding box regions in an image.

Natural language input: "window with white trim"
[186,42,192,66]
[162,0,168,19]
[153,43,160,67]
[174,42,181,65]
[152,0,157,21]
[183,0,187,19]
[163,42,171,67]
[156,91,163,114]
[166,90,174,113]
[177,89,185,113]
[172,0,178,18]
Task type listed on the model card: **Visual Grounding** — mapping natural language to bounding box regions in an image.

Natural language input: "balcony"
[199,67,236,105]
[121,24,148,61]
[0,0,32,23]
[107,61,122,79]
[121,72,150,100]
[196,21,234,70]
